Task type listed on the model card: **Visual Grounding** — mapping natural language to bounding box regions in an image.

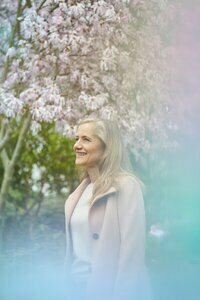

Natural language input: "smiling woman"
[64,118,152,300]
[74,122,105,179]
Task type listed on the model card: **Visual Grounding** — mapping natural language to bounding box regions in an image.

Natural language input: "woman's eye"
[75,137,90,142]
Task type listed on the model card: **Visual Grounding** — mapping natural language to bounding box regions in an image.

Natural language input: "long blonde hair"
[75,118,143,202]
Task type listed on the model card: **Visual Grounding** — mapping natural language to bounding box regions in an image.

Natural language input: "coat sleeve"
[113,176,152,300]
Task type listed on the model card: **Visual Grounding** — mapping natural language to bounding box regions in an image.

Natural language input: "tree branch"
[0,120,6,137]
[17,198,44,222]
[0,112,31,217]
[0,122,10,167]
[26,0,32,8]
[37,0,48,12]
[33,194,44,217]
[0,149,10,170]
[10,112,32,169]
[0,127,11,153]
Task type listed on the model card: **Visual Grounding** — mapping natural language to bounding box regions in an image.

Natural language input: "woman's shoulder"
[114,174,144,211]
[115,173,142,191]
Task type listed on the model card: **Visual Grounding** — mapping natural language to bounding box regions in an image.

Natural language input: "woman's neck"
[87,166,100,183]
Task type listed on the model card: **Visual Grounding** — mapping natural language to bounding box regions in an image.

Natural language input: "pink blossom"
[99,105,118,120]
[20,89,38,104]
[0,0,179,156]
[0,89,24,118]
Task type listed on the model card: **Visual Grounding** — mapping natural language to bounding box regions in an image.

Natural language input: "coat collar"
[66,177,117,226]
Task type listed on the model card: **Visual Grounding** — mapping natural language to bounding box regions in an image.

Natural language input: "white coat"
[64,175,152,300]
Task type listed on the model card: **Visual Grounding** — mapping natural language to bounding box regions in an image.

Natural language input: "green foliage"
[0,121,78,250]
[9,122,77,199]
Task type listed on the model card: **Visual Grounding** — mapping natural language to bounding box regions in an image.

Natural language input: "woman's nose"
[74,140,82,150]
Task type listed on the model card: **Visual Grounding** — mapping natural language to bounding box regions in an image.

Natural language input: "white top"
[70,183,93,282]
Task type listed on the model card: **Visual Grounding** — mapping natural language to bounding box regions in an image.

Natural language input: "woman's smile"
[76,152,87,156]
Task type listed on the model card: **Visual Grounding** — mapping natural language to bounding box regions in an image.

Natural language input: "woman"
[64,118,152,300]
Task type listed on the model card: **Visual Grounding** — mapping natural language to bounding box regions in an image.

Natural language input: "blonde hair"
[76,117,143,203]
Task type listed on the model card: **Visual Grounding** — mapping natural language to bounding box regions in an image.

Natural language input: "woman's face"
[74,123,105,170]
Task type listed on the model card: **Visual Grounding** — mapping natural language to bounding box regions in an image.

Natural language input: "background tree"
[0,122,76,249]
[0,0,177,235]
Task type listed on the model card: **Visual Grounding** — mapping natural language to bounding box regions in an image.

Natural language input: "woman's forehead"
[76,122,96,136]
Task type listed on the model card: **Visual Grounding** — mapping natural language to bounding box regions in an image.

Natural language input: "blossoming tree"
[0,0,176,231]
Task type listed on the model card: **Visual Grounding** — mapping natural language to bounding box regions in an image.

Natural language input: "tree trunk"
[0,113,31,251]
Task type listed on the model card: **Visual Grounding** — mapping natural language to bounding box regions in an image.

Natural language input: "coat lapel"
[65,177,117,225]
[90,186,117,207]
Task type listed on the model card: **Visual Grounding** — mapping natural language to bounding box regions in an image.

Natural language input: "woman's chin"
[75,159,85,166]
